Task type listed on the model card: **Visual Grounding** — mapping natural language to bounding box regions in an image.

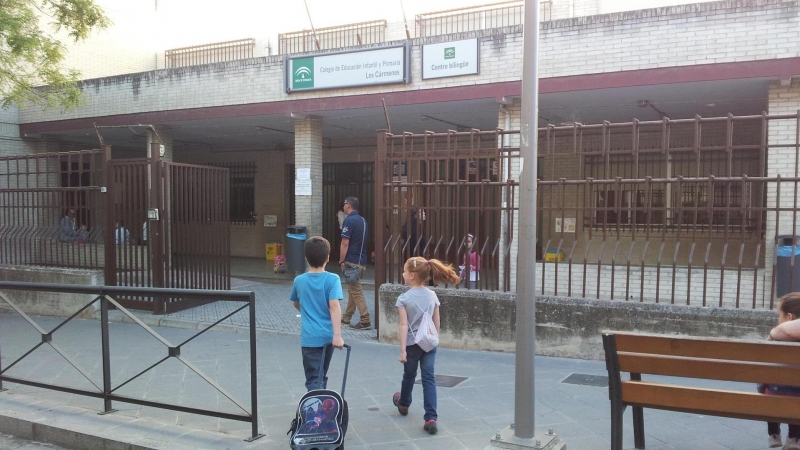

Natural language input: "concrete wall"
[378,283,775,359]
[19,0,800,124]
[0,266,103,319]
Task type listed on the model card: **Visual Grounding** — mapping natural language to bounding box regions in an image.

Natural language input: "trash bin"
[286,225,307,273]
[775,235,800,298]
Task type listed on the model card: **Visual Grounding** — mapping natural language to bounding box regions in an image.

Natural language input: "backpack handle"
[318,343,352,395]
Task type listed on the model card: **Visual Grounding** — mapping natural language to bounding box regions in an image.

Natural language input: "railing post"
[374,130,388,333]
[99,294,115,414]
[150,143,166,313]
[0,324,5,392]
[103,146,117,286]
[245,292,264,442]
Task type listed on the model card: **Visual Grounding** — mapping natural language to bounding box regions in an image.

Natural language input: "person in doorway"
[59,209,88,242]
[459,233,481,289]
[115,221,130,245]
[392,256,460,435]
[339,196,371,330]
[763,292,800,449]
[290,236,345,391]
[401,207,426,258]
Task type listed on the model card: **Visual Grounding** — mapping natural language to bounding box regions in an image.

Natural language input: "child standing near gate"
[392,256,460,435]
[764,292,800,449]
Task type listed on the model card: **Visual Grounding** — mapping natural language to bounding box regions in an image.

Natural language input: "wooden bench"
[602,331,800,450]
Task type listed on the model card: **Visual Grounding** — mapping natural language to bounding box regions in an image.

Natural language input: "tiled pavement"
[0,313,776,450]
[110,278,378,342]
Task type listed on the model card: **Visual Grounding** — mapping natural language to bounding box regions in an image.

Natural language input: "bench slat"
[621,381,800,424]
[609,331,800,365]
[618,352,800,386]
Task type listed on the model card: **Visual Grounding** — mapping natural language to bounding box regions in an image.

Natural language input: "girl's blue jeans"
[399,344,437,421]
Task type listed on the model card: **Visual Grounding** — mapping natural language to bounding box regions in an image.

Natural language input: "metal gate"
[375,130,519,294]
[105,145,230,313]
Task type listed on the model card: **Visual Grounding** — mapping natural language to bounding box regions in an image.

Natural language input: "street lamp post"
[486,0,564,448]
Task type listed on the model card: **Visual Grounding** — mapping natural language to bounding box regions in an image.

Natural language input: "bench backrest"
[603,331,800,424]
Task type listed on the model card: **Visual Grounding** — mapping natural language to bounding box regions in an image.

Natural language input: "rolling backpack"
[288,344,351,450]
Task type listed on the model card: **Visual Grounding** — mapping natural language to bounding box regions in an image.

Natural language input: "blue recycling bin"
[776,235,800,298]
[286,225,307,273]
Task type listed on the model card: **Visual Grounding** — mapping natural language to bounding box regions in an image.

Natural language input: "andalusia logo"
[293,58,314,88]
[444,47,455,59]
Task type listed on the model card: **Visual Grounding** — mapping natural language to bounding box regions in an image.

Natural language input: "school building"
[2,0,800,311]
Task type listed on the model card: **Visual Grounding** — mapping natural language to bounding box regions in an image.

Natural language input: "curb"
[0,412,156,450]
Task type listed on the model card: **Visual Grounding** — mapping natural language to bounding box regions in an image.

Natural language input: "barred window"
[212,162,256,225]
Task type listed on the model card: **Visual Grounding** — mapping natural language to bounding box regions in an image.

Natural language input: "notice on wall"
[297,168,310,179]
[422,38,479,80]
[295,179,312,196]
[555,217,576,233]
[264,215,277,227]
[286,44,410,93]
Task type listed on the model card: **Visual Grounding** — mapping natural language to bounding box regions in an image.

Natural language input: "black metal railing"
[278,20,387,54]
[0,282,264,442]
[165,39,255,68]
[415,1,552,38]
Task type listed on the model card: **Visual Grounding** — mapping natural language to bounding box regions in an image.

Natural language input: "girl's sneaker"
[392,392,408,416]
[770,435,783,448]
[424,419,438,434]
[785,437,800,450]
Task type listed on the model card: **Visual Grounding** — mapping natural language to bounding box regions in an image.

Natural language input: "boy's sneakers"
[351,322,371,330]
[770,435,783,448]
[785,437,800,450]
[392,392,408,415]
[423,419,438,435]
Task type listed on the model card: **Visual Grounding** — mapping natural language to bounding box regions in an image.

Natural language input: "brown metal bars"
[377,112,800,310]
[415,1,552,38]
[0,150,104,269]
[376,128,519,292]
[278,20,387,54]
[165,39,255,69]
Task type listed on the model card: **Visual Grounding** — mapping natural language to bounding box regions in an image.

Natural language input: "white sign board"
[422,38,479,80]
[555,217,576,233]
[295,179,312,196]
[286,44,410,92]
[297,168,310,179]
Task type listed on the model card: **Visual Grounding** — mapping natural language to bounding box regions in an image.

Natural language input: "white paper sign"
[422,38,479,80]
[264,215,277,227]
[295,179,312,196]
[297,168,310,180]
[555,218,576,233]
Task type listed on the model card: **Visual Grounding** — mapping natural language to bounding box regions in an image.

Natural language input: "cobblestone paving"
[109,279,378,342]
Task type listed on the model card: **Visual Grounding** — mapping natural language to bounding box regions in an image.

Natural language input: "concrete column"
[499,99,521,292]
[764,79,800,304]
[146,125,173,162]
[294,115,324,238]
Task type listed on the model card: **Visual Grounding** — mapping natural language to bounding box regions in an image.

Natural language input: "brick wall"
[294,116,324,240]
[764,79,800,300]
[20,0,800,124]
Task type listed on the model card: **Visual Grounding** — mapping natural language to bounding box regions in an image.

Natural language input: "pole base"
[244,434,265,442]
[485,427,566,450]
[97,409,117,416]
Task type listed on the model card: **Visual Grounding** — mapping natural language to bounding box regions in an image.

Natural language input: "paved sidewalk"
[0,314,773,450]
[105,278,378,342]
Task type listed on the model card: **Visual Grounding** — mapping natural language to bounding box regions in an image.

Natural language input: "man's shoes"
[770,434,783,448]
[784,437,800,450]
[341,319,350,325]
[350,322,371,330]
[423,419,438,435]
[392,392,408,416]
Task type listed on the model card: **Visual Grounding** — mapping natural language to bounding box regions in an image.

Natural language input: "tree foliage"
[0,0,110,109]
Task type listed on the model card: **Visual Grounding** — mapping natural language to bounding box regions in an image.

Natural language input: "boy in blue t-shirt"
[290,236,345,391]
